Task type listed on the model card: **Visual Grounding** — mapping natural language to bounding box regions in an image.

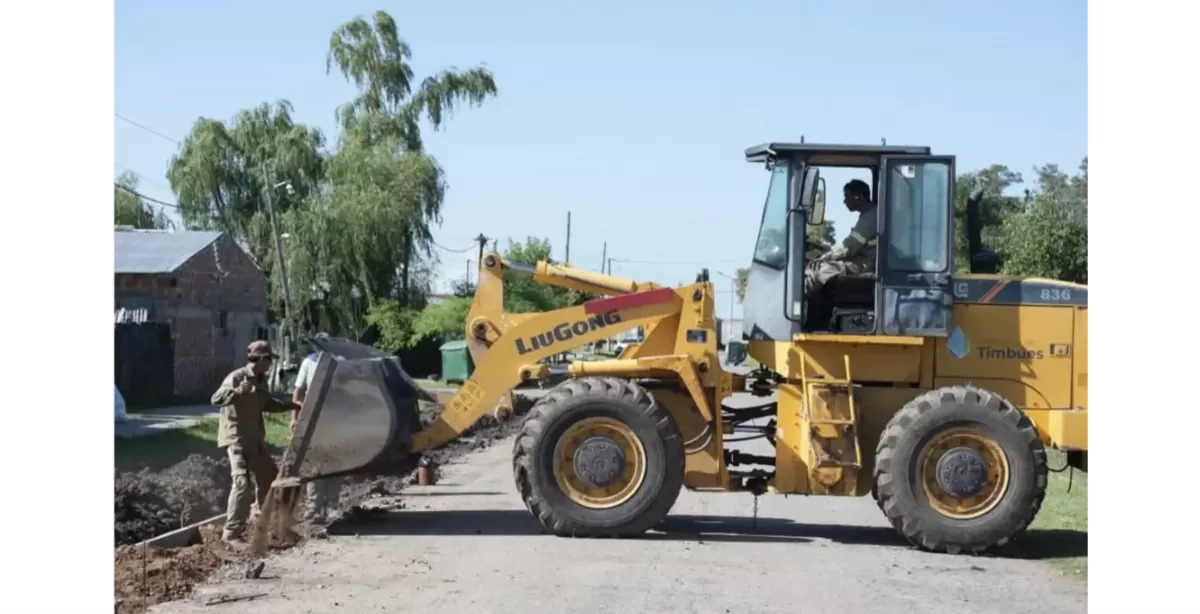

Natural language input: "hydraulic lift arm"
[415,284,683,452]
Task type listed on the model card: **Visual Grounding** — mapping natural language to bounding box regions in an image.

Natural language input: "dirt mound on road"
[112,392,538,611]
[419,393,535,468]
[114,455,231,546]
[114,524,251,614]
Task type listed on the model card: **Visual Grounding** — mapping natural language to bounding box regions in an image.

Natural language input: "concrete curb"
[130,513,226,550]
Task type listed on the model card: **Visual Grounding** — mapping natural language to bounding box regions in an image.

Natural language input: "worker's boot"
[222,531,248,549]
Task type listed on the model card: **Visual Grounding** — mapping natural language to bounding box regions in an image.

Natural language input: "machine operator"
[805,178,878,295]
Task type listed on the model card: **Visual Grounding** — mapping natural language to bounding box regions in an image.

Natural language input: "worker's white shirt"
[294,354,319,393]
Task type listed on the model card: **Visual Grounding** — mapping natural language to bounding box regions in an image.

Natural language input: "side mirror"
[808,177,826,225]
[791,166,821,212]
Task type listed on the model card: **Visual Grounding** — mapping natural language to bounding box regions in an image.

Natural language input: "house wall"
[114,234,269,401]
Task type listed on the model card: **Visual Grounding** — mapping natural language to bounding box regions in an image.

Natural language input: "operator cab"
[741,142,957,343]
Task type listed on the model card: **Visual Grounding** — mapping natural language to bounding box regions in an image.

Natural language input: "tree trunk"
[400,228,412,306]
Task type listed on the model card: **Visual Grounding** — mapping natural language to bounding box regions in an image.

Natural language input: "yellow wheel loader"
[274,141,1087,555]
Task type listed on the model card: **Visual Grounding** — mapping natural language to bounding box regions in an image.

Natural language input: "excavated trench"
[114,396,534,613]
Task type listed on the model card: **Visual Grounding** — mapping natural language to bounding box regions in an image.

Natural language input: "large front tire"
[873,386,1048,554]
[512,377,685,537]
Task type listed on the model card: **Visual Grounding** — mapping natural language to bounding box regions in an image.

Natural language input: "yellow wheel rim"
[917,426,1010,519]
[552,417,647,509]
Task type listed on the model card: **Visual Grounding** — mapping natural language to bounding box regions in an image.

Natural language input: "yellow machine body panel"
[753,277,1087,496]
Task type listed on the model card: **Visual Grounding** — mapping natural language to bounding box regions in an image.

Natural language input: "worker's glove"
[235,379,255,395]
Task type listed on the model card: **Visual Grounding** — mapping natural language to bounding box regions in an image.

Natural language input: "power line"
[115,163,174,193]
[432,240,476,253]
[611,258,743,266]
[115,183,180,209]
[115,112,181,145]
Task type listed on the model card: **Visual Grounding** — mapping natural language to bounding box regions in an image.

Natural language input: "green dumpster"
[726,341,748,366]
[439,340,474,384]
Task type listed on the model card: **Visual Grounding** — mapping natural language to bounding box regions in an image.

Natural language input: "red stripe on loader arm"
[584,287,676,314]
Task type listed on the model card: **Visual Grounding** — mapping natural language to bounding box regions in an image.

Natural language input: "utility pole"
[474,233,489,273]
[728,287,735,345]
[466,259,473,285]
[606,257,613,275]
[261,163,295,368]
[565,211,572,264]
[600,241,606,273]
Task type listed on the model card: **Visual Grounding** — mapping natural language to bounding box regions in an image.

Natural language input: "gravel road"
[151,431,1086,614]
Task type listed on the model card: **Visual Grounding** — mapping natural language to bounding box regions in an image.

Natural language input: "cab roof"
[744,142,932,163]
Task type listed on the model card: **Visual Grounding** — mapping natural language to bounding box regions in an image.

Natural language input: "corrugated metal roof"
[114,307,150,324]
[114,229,223,273]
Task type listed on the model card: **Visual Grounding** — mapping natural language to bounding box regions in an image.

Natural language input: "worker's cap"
[247,340,278,359]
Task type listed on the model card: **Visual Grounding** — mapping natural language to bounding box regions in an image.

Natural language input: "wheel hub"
[934,446,989,499]
[572,436,626,487]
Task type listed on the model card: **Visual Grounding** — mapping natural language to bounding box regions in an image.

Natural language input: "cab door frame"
[875,154,957,337]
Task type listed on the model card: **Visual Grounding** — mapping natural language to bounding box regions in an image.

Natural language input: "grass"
[114,413,293,473]
[1019,449,1088,579]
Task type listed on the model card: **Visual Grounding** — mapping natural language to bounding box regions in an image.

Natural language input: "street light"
[273,180,296,197]
[261,168,297,373]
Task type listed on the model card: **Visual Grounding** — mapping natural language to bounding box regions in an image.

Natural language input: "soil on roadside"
[113,394,535,613]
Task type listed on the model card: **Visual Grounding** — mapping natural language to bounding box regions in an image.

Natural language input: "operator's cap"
[247,340,278,359]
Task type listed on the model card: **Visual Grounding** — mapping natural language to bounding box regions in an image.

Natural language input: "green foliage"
[450,278,476,297]
[167,100,326,267]
[363,300,417,352]
[114,171,174,230]
[997,160,1088,283]
[806,220,837,256]
[159,10,499,342]
[733,268,749,303]
[952,158,1087,284]
[501,237,594,313]
[327,10,497,152]
[411,296,473,344]
[953,164,1025,272]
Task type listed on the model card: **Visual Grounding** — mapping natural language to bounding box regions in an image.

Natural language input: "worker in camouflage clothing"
[804,179,879,295]
[211,340,298,545]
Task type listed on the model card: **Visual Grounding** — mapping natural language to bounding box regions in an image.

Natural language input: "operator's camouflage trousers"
[304,477,344,524]
[223,441,278,540]
[804,258,871,295]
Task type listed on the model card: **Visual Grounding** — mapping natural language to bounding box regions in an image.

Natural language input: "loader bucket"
[278,337,435,483]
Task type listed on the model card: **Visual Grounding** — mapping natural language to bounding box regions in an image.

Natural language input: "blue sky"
[115,0,1086,319]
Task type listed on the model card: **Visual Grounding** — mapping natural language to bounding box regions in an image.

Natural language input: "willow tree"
[327,10,498,301]
[114,171,174,230]
[284,136,445,335]
[327,10,498,151]
[166,100,326,265]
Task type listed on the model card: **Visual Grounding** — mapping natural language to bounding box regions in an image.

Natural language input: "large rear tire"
[872,385,1048,554]
[512,377,685,537]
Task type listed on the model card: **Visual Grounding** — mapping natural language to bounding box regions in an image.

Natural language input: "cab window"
[885,161,951,272]
[752,164,790,269]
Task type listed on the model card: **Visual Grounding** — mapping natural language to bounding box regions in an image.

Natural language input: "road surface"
[153,432,1087,614]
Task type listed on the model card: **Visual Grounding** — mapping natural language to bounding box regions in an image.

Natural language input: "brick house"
[114,229,270,401]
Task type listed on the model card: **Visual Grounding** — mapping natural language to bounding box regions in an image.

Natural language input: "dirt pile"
[418,393,535,468]
[114,524,251,613]
[115,455,232,545]
[111,391,540,610]
[334,393,535,509]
